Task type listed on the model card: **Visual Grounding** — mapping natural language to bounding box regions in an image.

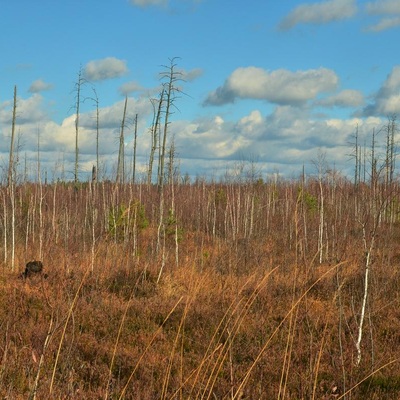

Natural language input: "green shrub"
[108,200,148,241]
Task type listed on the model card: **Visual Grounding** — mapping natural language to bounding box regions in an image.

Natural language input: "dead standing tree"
[8,86,17,189]
[72,66,87,183]
[85,87,101,182]
[116,95,128,184]
[92,88,100,182]
[147,90,164,185]
[157,57,183,191]
[132,113,138,184]
[6,86,18,271]
[156,58,184,282]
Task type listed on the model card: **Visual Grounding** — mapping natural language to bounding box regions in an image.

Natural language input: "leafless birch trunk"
[74,68,84,183]
[117,96,128,184]
[8,86,17,189]
[148,90,164,185]
[8,86,17,271]
[132,113,138,184]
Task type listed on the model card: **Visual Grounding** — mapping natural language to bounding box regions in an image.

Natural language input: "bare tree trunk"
[156,59,182,282]
[385,121,391,188]
[168,136,176,185]
[148,90,164,185]
[8,86,17,189]
[158,58,182,191]
[353,125,359,187]
[389,116,396,185]
[356,223,375,366]
[52,181,58,244]
[37,129,43,261]
[314,151,326,264]
[90,182,97,272]
[132,113,138,184]
[9,184,15,272]
[117,96,128,184]
[74,68,84,183]
[8,86,17,271]
[318,179,324,264]
[93,88,100,182]
[3,194,7,266]
[169,141,179,268]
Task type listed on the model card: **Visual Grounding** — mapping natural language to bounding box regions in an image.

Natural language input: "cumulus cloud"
[119,81,144,96]
[363,66,400,116]
[0,94,49,125]
[29,79,53,93]
[0,90,389,181]
[279,0,357,30]
[79,96,153,131]
[236,110,264,137]
[172,116,244,160]
[168,105,378,180]
[0,93,157,180]
[84,57,128,81]
[232,109,379,171]
[316,89,364,107]
[204,66,338,106]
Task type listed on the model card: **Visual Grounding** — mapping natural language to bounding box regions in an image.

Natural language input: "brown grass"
[1,179,400,399]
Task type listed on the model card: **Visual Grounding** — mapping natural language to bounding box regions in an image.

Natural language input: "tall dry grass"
[1,178,400,399]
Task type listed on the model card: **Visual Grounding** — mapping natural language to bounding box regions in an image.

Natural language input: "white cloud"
[204,67,338,106]
[119,81,144,96]
[0,92,157,180]
[76,96,153,138]
[167,105,384,180]
[366,16,400,31]
[130,0,167,7]
[178,67,204,82]
[84,57,128,81]
[0,79,392,181]
[29,79,53,93]
[279,0,357,30]
[363,66,400,115]
[316,89,365,107]
[237,110,264,136]
[365,0,400,31]
[382,66,400,91]
[365,0,400,15]
[0,97,389,181]
[0,94,50,125]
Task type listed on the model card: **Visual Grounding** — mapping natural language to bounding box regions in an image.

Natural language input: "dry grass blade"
[118,296,183,400]
[49,266,91,395]
[168,344,223,400]
[278,267,299,400]
[104,294,134,400]
[161,267,202,400]
[29,312,54,400]
[234,261,347,398]
[195,267,278,399]
[311,319,328,400]
[161,296,192,400]
[336,358,399,399]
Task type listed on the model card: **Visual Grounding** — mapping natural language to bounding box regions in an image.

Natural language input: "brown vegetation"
[1,176,400,399]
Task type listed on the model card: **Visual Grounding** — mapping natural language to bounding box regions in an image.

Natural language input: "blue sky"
[1,0,400,181]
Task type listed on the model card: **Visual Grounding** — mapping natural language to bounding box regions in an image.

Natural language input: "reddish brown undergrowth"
[1,179,400,399]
